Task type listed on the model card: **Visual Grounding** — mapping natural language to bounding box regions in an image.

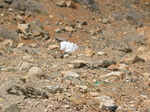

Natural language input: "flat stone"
[69,60,87,68]
[65,26,74,32]
[49,44,59,50]
[45,84,63,94]
[5,104,20,112]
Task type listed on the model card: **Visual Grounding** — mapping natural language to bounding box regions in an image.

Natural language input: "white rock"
[97,51,107,56]
[60,41,78,52]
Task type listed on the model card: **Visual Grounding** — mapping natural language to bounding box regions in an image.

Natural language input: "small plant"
[0,27,18,40]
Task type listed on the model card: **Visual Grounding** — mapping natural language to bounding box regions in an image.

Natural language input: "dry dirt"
[0,0,150,112]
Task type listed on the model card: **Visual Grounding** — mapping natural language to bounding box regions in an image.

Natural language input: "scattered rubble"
[0,0,149,111]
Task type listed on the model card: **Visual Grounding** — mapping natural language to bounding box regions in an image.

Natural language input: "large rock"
[28,67,44,78]
[17,24,29,33]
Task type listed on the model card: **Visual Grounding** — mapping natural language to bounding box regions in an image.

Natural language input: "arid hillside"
[0,0,150,112]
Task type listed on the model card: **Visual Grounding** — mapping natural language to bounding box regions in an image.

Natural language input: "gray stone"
[5,104,20,112]
[45,84,63,94]
[91,59,116,68]
[95,95,117,110]
[102,18,111,24]
[132,55,145,63]
[117,42,132,53]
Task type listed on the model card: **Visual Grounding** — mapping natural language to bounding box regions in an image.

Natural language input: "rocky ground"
[0,0,150,112]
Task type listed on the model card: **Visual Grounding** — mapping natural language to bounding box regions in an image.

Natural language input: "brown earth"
[0,0,150,112]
